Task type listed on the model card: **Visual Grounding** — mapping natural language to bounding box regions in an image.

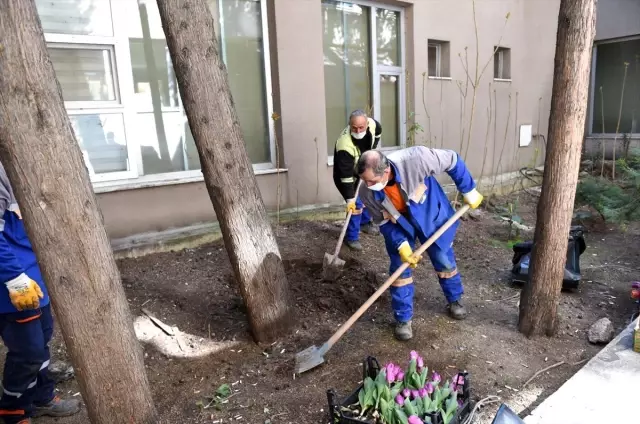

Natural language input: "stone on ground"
[588,317,614,344]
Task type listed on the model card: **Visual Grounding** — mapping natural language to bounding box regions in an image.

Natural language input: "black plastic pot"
[327,356,472,424]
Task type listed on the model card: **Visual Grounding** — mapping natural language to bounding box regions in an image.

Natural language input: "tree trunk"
[518,0,596,337]
[0,2,157,423]
[155,0,291,343]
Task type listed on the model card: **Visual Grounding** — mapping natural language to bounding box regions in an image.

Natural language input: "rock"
[588,318,614,344]
[468,209,484,221]
[48,360,74,383]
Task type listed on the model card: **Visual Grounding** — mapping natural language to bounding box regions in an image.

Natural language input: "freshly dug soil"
[6,192,638,423]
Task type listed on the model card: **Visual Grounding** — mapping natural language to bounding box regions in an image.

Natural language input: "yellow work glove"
[463,188,484,209]
[5,273,44,311]
[398,241,421,268]
[346,198,357,214]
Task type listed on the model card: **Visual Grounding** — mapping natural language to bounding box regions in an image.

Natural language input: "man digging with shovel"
[357,147,483,341]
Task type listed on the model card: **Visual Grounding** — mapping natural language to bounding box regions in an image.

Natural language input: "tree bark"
[0,2,157,423]
[518,0,596,337]
[155,0,291,342]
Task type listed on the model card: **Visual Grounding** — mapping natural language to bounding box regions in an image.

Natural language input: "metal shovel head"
[322,252,345,282]
[294,344,326,375]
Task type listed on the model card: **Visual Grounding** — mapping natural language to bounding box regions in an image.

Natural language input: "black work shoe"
[447,301,467,320]
[345,240,363,251]
[394,321,413,341]
[33,395,81,417]
[361,223,380,236]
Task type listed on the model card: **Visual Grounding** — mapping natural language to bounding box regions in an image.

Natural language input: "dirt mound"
[283,259,380,316]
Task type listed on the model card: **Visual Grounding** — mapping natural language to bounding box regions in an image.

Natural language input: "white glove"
[5,273,44,311]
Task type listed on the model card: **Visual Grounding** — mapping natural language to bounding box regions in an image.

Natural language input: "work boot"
[394,321,413,341]
[33,395,81,417]
[361,223,379,236]
[447,301,467,320]
[345,240,363,251]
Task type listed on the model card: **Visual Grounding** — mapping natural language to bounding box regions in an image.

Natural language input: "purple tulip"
[410,350,419,361]
[403,388,411,398]
[395,395,405,405]
[458,399,464,408]
[408,416,424,424]
[411,389,420,399]
[418,388,428,398]
[425,383,434,394]
[431,372,441,384]
[450,381,458,392]
[396,371,405,382]
[417,356,424,370]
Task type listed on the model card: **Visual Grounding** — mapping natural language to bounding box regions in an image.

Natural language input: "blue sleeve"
[379,221,408,251]
[0,231,24,284]
[447,154,476,194]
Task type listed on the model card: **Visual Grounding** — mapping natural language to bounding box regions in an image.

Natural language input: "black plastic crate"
[327,356,472,424]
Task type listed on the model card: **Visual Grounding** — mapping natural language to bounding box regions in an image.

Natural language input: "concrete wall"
[96,0,560,240]
[596,0,640,41]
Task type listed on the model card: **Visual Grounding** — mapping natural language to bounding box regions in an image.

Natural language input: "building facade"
[34,0,560,241]
[586,0,640,155]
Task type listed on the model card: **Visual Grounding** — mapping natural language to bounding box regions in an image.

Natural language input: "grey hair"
[349,109,368,123]
[357,150,389,177]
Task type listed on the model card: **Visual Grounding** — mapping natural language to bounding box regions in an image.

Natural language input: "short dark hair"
[357,150,389,177]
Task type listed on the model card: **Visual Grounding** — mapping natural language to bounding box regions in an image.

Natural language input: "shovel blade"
[322,252,345,281]
[294,345,326,375]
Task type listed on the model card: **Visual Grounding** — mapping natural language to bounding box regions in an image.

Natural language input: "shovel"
[322,181,363,282]
[295,204,471,375]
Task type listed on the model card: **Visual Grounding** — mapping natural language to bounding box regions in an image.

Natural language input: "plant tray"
[327,356,472,424]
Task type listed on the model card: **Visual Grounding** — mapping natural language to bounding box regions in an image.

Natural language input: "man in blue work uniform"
[333,109,382,251]
[357,147,483,341]
[0,163,81,424]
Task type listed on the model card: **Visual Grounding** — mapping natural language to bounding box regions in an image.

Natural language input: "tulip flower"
[417,356,424,370]
[411,390,420,399]
[410,350,419,361]
[385,365,397,384]
[458,399,464,408]
[418,388,428,398]
[425,383,434,394]
[395,395,405,405]
[403,388,411,398]
[408,416,424,424]
[396,371,405,382]
[431,372,441,384]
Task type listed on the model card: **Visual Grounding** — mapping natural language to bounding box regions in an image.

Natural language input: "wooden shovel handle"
[333,181,363,257]
[326,204,471,350]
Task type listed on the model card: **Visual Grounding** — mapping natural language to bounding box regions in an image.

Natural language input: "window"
[591,37,640,134]
[494,46,511,80]
[322,1,405,155]
[427,40,451,78]
[36,0,275,185]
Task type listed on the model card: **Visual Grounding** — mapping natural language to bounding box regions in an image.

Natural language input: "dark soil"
[5,192,639,423]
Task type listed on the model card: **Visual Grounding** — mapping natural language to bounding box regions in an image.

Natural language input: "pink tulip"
[396,371,405,382]
[403,388,411,398]
[408,416,424,424]
[411,389,420,399]
[410,350,419,361]
[431,372,441,384]
[395,395,405,405]
[425,383,434,394]
[418,388,428,398]
[385,364,397,384]
[417,356,424,369]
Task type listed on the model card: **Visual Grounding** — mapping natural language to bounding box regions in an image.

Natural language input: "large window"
[36,0,275,185]
[322,1,405,156]
[591,37,640,134]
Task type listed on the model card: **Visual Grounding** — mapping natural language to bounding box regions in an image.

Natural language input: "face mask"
[369,179,388,191]
[351,131,367,140]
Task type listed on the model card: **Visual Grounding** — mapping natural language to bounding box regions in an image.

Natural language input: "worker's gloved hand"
[5,273,44,311]
[463,188,484,209]
[398,241,421,268]
[346,198,357,214]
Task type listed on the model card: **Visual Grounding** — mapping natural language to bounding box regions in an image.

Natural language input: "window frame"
[588,35,640,136]
[428,43,442,78]
[42,0,279,187]
[493,46,512,81]
[326,0,407,164]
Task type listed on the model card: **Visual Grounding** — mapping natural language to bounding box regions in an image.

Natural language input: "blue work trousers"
[385,238,463,323]
[346,197,372,242]
[0,305,55,424]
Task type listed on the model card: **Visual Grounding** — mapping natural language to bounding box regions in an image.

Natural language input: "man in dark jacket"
[0,162,81,424]
[332,109,382,250]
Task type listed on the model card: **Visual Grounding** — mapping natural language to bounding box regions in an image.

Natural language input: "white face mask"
[369,179,388,191]
[351,131,367,140]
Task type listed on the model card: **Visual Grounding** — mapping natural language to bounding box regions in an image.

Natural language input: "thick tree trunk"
[518,0,596,337]
[155,0,291,342]
[0,2,157,423]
